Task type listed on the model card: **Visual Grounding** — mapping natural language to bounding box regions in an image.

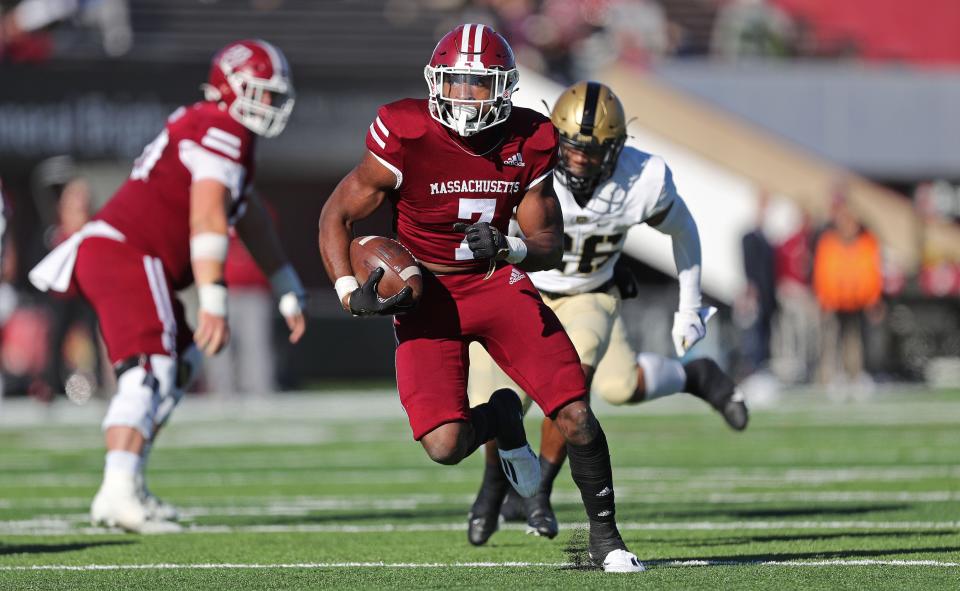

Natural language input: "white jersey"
[530,146,678,294]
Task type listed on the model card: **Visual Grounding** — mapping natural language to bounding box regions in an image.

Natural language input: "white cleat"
[137,473,179,521]
[498,444,541,498]
[143,490,179,522]
[90,470,148,532]
[601,549,645,573]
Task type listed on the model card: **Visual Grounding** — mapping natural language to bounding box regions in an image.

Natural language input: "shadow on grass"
[0,540,134,556]
[561,526,597,571]
[616,503,911,521]
[668,529,960,547]
[201,507,470,527]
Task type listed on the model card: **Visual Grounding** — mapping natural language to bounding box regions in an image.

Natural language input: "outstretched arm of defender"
[512,175,564,271]
[235,191,307,343]
[318,151,399,312]
[190,179,231,356]
[646,196,715,355]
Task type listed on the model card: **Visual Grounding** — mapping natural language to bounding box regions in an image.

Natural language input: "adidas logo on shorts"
[503,153,525,167]
[509,268,525,285]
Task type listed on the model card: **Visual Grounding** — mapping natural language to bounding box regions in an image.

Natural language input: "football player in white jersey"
[465,81,748,545]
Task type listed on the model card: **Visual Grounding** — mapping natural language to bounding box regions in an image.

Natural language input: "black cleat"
[587,520,628,565]
[467,510,501,546]
[499,487,526,523]
[524,493,558,539]
[468,458,509,546]
[684,358,749,431]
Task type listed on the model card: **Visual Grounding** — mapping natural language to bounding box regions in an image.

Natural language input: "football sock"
[683,358,735,407]
[139,441,152,472]
[473,458,509,511]
[636,353,687,401]
[566,425,616,524]
[105,450,140,475]
[466,403,499,454]
[537,456,563,497]
[489,388,527,450]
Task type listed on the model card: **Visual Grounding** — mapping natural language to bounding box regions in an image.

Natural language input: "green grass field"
[1,389,958,590]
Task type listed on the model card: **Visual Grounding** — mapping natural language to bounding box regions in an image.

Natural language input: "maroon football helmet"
[424,24,519,136]
[203,39,295,138]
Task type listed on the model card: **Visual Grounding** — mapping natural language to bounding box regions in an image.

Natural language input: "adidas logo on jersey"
[509,268,526,285]
[503,153,525,167]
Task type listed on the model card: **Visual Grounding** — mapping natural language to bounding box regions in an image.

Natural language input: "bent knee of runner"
[593,367,637,405]
[552,399,597,446]
[420,422,470,465]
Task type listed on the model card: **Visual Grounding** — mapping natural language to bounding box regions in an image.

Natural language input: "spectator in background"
[772,207,818,383]
[41,177,101,400]
[203,224,277,397]
[710,0,796,60]
[812,186,883,391]
[0,179,11,403]
[0,0,131,62]
[736,189,777,378]
[914,181,960,297]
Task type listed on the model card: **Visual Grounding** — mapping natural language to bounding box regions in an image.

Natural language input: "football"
[349,235,423,304]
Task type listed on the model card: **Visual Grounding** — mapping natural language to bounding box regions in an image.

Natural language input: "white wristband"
[198,283,228,316]
[334,276,359,305]
[278,292,301,318]
[505,236,528,264]
[190,232,229,262]
[270,264,304,299]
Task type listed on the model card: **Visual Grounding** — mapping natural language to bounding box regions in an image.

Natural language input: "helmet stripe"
[461,24,472,54]
[579,81,601,136]
[473,24,484,54]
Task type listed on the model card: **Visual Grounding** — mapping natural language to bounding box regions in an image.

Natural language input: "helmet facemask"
[424,66,518,137]
[556,134,626,203]
[226,70,295,138]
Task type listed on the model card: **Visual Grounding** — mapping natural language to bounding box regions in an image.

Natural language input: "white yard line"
[0,559,958,571]
[1,519,958,536]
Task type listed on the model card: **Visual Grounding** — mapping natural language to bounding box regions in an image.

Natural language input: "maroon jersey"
[365,99,557,268]
[96,101,256,290]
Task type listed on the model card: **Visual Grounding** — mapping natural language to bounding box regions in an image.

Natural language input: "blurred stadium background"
[0,0,959,586]
[1,0,958,399]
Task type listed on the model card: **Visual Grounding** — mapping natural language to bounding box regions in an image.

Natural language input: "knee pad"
[102,359,161,438]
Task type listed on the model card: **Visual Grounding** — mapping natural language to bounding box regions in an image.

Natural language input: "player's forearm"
[190,180,231,315]
[235,198,286,277]
[514,230,562,272]
[318,200,355,283]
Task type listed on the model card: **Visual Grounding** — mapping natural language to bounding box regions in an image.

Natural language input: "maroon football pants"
[73,237,192,364]
[394,264,587,440]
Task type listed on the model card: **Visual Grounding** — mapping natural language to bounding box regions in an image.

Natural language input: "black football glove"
[613,258,639,300]
[348,267,415,316]
[452,221,510,261]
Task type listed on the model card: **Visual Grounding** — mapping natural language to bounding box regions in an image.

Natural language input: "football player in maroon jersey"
[29,40,307,532]
[318,24,642,572]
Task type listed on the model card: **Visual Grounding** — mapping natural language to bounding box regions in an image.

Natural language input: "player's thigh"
[472,268,586,418]
[592,311,639,405]
[74,238,178,363]
[395,335,470,441]
[394,273,472,441]
[549,292,618,368]
[466,341,531,411]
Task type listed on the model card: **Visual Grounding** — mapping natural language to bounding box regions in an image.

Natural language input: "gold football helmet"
[550,81,627,199]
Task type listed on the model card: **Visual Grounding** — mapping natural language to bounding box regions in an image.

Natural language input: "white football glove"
[671,306,717,357]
